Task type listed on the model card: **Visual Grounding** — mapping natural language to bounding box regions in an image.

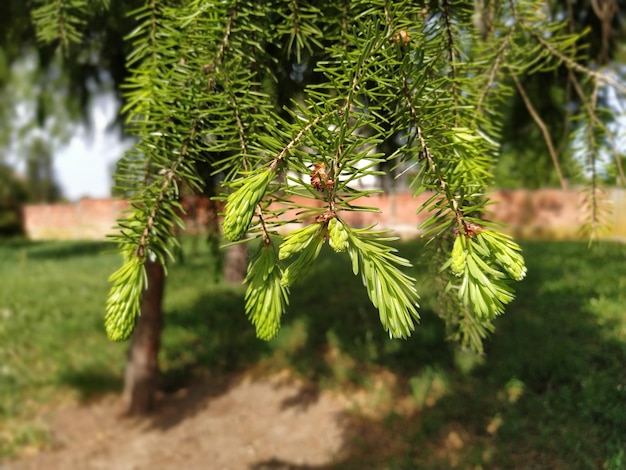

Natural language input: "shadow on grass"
[57,370,123,401]
[248,241,626,470]
[0,238,115,261]
[14,241,115,260]
[0,238,35,249]
[51,238,625,469]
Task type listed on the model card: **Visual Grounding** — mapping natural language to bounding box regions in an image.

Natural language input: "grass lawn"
[0,237,624,468]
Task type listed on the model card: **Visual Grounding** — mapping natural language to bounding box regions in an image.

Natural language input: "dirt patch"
[4,371,350,470]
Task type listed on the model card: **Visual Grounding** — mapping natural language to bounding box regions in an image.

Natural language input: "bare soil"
[4,371,354,470]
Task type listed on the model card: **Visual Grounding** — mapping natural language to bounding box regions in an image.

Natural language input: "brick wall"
[21,189,626,241]
[22,198,130,240]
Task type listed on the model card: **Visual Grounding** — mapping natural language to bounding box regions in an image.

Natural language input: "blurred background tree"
[0,163,29,235]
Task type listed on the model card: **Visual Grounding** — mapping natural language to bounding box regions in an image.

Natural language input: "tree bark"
[122,259,165,415]
[223,242,248,285]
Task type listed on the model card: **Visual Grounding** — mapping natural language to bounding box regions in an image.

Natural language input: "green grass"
[0,239,128,456]
[0,237,625,469]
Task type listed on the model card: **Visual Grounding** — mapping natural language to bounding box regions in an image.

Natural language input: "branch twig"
[510,72,567,189]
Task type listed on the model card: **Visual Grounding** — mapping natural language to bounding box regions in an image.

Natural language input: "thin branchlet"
[136,117,198,257]
[510,72,567,189]
[588,82,599,229]
[441,0,460,127]
[216,2,238,66]
[399,66,466,229]
[568,69,626,186]
[474,33,512,119]
[276,112,335,162]
[56,0,67,48]
[509,0,621,94]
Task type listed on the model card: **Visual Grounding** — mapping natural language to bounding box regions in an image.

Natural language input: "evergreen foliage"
[29,0,626,351]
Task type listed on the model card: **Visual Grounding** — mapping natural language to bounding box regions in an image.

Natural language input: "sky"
[53,93,132,201]
[5,54,131,202]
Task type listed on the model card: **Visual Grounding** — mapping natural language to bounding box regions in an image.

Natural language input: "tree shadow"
[56,370,122,401]
[8,240,116,260]
[143,285,269,430]
[250,460,324,470]
[248,241,626,469]
[143,373,243,431]
[0,238,34,249]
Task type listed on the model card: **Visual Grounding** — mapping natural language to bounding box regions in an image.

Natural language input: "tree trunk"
[223,242,248,285]
[122,259,165,415]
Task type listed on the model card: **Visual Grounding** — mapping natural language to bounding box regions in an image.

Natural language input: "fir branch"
[340,0,350,49]
[589,81,599,232]
[226,77,249,158]
[210,2,277,241]
[136,118,198,258]
[53,0,69,46]
[398,65,469,236]
[525,27,626,95]
[275,111,336,163]
[474,33,512,119]
[345,224,421,338]
[104,247,145,341]
[568,69,626,186]
[578,80,613,241]
[31,0,87,51]
[216,3,238,66]
[245,242,290,340]
[276,0,323,62]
